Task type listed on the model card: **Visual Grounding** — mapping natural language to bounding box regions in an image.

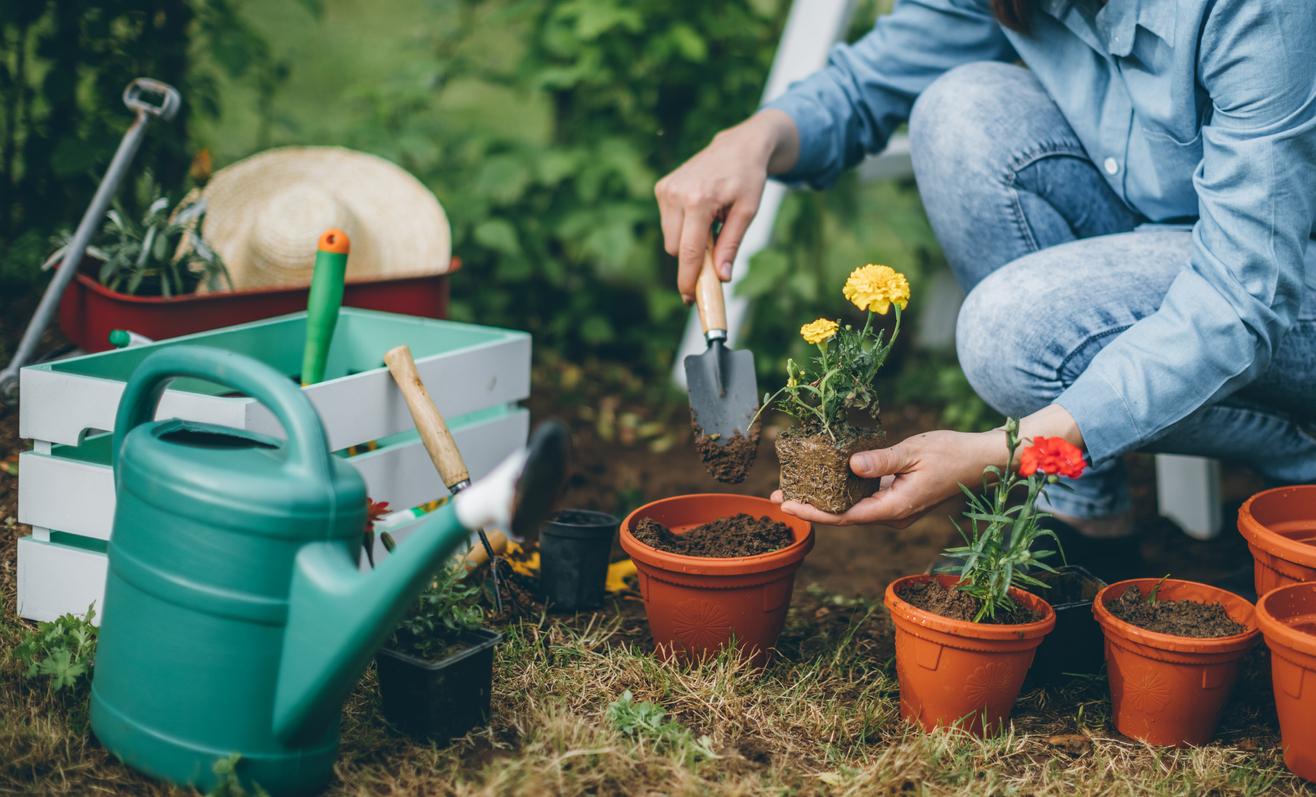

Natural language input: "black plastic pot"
[375,628,502,742]
[1026,565,1107,686]
[539,509,618,611]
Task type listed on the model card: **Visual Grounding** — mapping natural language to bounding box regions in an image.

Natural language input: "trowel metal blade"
[511,420,571,539]
[684,340,759,442]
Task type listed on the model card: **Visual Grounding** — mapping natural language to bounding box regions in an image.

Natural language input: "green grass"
[3,580,1311,796]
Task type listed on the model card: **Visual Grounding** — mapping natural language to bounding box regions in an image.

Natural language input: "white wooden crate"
[16,309,532,623]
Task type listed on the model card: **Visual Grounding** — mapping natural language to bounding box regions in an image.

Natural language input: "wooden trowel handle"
[384,344,470,488]
[694,242,727,337]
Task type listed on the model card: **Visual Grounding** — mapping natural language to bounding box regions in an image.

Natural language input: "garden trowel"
[683,242,759,481]
[384,344,505,611]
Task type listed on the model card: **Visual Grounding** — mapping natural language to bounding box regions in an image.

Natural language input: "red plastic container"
[1093,578,1259,747]
[620,494,814,667]
[57,258,451,352]
[885,574,1055,736]
[1256,581,1316,782]
[1238,486,1316,596]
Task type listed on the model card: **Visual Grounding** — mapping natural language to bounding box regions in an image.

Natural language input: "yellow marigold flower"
[800,318,839,345]
[843,264,911,314]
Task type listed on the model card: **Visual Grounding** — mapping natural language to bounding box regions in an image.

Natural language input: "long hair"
[991,0,1032,32]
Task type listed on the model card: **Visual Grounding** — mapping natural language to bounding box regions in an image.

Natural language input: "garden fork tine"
[0,78,180,403]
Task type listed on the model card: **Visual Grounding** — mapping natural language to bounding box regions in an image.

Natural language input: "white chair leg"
[1155,454,1223,540]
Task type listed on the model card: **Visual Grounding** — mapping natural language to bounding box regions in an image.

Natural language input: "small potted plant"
[757,263,909,514]
[367,502,502,742]
[885,420,1072,736]
[1093,575,1258,746]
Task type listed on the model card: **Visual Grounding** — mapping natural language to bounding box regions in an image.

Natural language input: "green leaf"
[472,219,521,256]
[666,24,709,62]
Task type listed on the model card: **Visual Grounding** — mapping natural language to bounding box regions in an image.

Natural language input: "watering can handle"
[111,345,334,481]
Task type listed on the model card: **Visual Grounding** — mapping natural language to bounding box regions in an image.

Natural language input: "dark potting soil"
[632,514,794,558]
[1108,584,1246,637]
[691,415,760,484]
[776,424,883,515]
[895,578,1040,625]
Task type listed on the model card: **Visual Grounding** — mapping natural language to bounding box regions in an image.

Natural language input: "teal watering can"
[89,346,566,795]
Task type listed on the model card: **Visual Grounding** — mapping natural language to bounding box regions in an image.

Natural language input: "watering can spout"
[271,451,528,744]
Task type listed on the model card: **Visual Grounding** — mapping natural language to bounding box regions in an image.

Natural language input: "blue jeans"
[908,62,1316,521]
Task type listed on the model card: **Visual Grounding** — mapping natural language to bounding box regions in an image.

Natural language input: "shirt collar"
[1040,0,1178,57]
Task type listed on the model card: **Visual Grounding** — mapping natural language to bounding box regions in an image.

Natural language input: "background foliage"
[2,0,981,416]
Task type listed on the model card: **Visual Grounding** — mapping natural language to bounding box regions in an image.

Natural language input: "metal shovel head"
[684,340,759,442]
[511,420,571,539]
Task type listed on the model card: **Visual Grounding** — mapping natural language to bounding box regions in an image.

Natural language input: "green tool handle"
[300,229,350,386]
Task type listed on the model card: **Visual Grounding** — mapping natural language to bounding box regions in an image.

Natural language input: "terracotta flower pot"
[1256,581,1316,782]
[884,574,1056,736]
[620,494,814,666]
[1093,578,1259,746]
[1239,486,1316,596]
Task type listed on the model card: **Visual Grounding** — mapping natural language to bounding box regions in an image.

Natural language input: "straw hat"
[199,147,451,291]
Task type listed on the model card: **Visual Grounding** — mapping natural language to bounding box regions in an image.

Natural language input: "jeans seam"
[1052,325,1129,389]
[1002,140,1091,258]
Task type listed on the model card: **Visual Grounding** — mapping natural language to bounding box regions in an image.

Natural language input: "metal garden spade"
[683,242,759,481]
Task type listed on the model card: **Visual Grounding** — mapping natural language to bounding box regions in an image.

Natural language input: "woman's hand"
[772,405,1085,527]
[654,109,799,302]
[772,429,1008,527]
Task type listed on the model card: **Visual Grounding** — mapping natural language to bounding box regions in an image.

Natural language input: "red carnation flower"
[366,497,391,531]
[1018,437,1086,480]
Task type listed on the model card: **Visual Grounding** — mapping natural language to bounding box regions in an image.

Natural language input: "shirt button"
[1103,157,1119,175]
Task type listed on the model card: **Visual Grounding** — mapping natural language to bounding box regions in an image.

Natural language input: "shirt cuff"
[761,92,844,189]
[1054,371,1143,466]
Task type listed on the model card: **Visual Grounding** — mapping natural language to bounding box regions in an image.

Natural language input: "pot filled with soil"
[1025,565,1107,686]
[1256,581,1316,782]
[776,424,884,515]
[1093,578,1259,746]
[885,574,1056,736]
[539,509,618,611]
[620,494,814,666]
[376,560,500,742]
[376,628,502,742]
[1238,486,1316,596]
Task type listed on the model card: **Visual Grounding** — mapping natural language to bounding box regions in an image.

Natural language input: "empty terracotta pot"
[1093,579,1259,746]
[1256,581,1316,782]
[884,574,1055,736]
[1239,486,1316,596]
[620,494,814,666]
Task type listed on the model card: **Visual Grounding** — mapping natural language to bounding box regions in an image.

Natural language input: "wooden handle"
[693,242,727,335]
[462,529,509,571]
[384,344,470,487]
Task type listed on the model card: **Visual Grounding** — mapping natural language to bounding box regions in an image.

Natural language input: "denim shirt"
[766,0,1316,464]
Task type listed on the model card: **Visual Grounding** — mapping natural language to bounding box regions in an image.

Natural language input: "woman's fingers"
[712,192,761,280]
[655,185,684,259]
[849,444,914,479]
[676,206,715,301]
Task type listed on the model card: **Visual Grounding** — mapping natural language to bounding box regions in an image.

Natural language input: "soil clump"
[691,416,759,484]
[1108,584,1246,637]
[776,424,883,514]
[895,578,1040,625]
[631,514,794,558]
